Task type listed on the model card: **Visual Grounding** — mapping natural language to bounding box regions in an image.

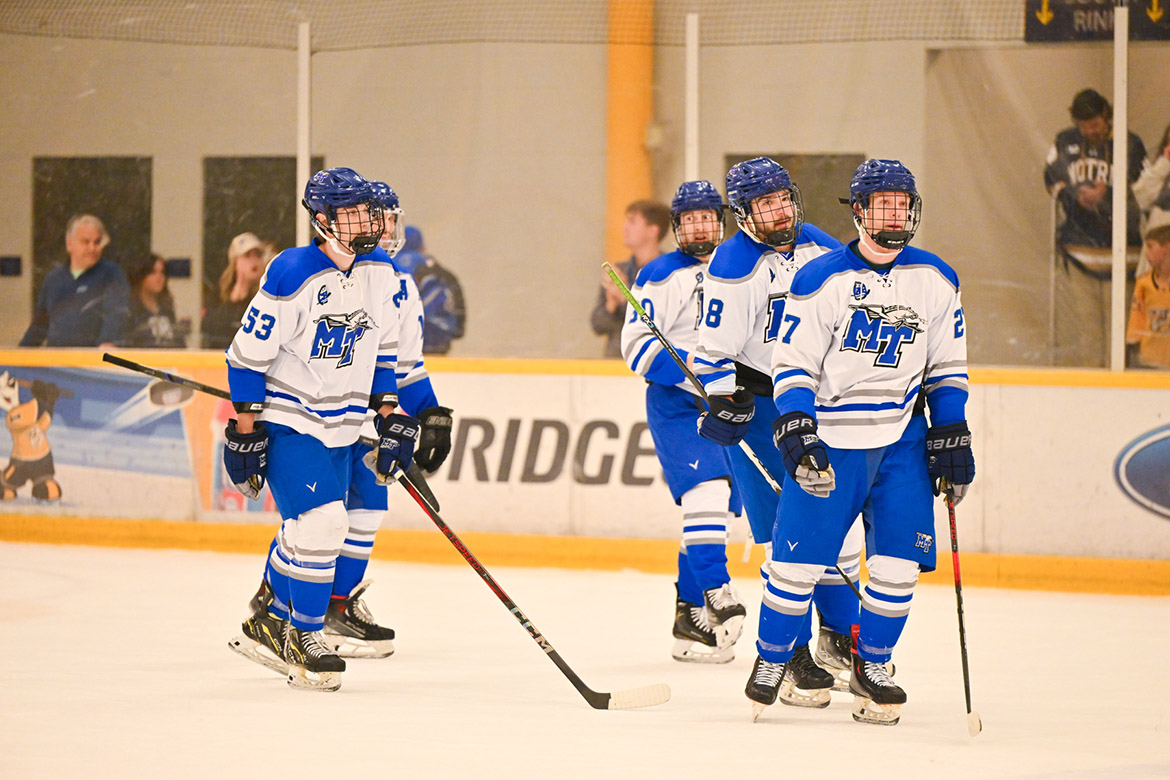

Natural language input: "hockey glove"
[772,412,835,498]
[926,422,975,504]
[223,419,268,500]
[414,406,454,473]
[368,412,421,485]
[697,388,755,447]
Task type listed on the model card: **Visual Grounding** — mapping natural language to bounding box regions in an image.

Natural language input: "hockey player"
[620,180,746,663]
[694,157,862,707]
[745,159,975,725]
[225,168,420,692]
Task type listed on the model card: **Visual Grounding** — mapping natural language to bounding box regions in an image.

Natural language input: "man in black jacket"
[20,214,129,348]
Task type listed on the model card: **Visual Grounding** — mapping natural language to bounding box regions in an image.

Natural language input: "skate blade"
[286,665,342,692]
[751,702,768,722]
[227,635,288,676]
[325,635,395,659]
[814,661,851,692]
[713,615,745,649]
[851,695,901,725]
[778,678,831,709]
[671,638,734,664]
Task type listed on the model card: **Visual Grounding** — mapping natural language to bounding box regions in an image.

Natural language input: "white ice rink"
[1,541,1168,780]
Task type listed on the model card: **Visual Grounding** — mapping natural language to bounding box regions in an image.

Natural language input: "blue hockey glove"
[697,388,755,446]
[223,419,268,500]
[771,412,835,497]
[926,422,975,504]
[414,406,454,473]
[369,412,421,484]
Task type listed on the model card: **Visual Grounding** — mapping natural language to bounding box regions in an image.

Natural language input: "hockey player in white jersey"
[224,168,420,692]
[694,157,862,706]
[745,159,975,725]
[621,180,746,663]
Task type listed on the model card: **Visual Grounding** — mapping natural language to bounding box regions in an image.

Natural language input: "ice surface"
[1,542,1167,779]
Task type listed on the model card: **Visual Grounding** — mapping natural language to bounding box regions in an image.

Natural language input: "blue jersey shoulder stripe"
[705,231,768,282]
[634,250,701,286]
[788,246,863,296]
[260,245,335,299]
[894,246,960,290]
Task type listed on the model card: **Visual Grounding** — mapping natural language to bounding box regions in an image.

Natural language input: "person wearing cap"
[201,232,271,349]
[20,214,129,348]
[1044,88,1146,249]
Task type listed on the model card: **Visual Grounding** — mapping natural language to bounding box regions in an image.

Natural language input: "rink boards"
[1,350,1168,594]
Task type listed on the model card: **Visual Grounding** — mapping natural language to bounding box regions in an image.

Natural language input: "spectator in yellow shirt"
[1126,224,1170,369]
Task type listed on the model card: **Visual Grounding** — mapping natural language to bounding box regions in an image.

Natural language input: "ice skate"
[745,655,786,722]
[227,581,289,676]
[284,624,346,692]
[671,589,733,664]
[324,580,396,659]
[778,643,833,708]
[817,626,895,692]
[850,635,906,725]
[702,583,747,649]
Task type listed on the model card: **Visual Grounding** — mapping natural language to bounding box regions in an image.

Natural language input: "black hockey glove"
[926,422,975,504]
[772,411,835,498]
[414,406,454,473]
[369,412,421,484]
[697,388,755,447]
[223,419,268,500]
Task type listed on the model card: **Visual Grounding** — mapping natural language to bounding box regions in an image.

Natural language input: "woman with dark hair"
[1134,120,1170,276]
[122,254,188,348]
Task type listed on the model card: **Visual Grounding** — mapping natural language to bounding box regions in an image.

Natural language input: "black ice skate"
[816,624,896,692]
[745,655,787,722]
[779,643,834,708]
[671,586,732,664]
[324,580,396,659]
[702,583,747,649]
[849,626,906,726]
[227,580,289,676]
[284,623,346,692]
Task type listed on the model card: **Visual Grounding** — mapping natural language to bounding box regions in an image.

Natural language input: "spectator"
[591,200,670,357]
[1133,120,1170,277]
[20,214,129,348]
[1044,88,1146,249]
[123,254,188,348]
[202,232,268,349]
[1126,224,1170,369]
[393,226,466,355]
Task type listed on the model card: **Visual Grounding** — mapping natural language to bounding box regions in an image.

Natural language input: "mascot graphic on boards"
[0,371,63,502]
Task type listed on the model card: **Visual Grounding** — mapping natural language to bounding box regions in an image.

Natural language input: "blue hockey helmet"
[670,180,725,257]
[302,167,384,255]
[847,159,922,250]
[725,157,804,249]
[370,180,406,257]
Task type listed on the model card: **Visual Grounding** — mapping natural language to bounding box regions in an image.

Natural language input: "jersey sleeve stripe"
[226,343,271,371]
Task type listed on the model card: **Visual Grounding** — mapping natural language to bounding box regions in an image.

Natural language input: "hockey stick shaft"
[946,492,981,735]
[603,263,863,600]
[396,474,669,710]
[100,353,441,510]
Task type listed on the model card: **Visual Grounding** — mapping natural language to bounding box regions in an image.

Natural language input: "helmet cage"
[670,180,725,257]
[370,181,406,256]
[848,159,921,250]
[726,158,805,249]
[302,167,385,255]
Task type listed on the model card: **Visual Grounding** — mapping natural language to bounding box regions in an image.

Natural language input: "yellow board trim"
[2,514,1167,596]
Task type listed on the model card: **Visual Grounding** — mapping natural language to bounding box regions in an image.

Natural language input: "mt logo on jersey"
[840,304,923,368]
[310,309,377,368]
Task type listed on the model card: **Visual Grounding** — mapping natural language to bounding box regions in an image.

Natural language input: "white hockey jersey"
[694,226,841,396]
[772,243,969,450]
[226,243,404,448]
[620,250,706,394]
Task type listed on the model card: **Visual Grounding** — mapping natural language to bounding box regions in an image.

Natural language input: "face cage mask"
[672,211,725,257]
[378,206,405,256]
[853,193,922,250]
[314,202,385,256]
[737,186,804,249]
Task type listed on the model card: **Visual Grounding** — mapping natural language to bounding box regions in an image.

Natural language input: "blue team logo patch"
[1114,424,1170,520]
[915,532,933,553]
[311,309,377,368]
[852,281,870,300]
[392,279,408,309]
[840,304,923,368]
[317,285,331,305]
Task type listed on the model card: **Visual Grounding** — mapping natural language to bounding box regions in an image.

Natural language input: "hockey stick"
[945,489,982,737]
[100,353,441,512]
[603,262,862,600]
[396,473,671,710]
